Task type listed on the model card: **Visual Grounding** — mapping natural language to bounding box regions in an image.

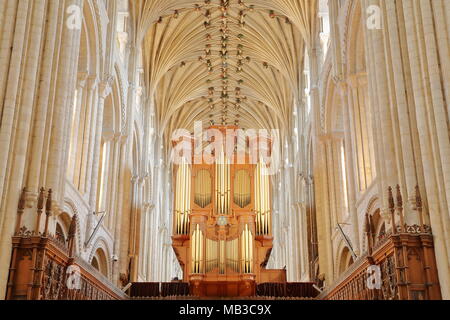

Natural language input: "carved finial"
[364,213,370,233]
[46,189,52,214]
[415,185,422,209]
[396,185,403,208]
[388,186,394,210]
[68,214,78,239]
[37,187,45,211]
[18,188,27,211]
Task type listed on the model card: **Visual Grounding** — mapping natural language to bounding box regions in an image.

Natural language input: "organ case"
[171,126,283,297]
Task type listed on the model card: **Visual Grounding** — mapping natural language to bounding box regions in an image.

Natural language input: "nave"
[0,0,449,301]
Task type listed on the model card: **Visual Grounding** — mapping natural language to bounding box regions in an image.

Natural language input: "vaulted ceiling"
[129,0,318,142]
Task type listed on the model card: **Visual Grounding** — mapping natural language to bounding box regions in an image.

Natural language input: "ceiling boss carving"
[130,0,317,140]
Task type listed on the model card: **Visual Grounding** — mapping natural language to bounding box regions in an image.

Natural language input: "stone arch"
[344,0,376,191]
[89,237,112,279]
[80,0,101,76]
[337,246,354,276]
[62,198,82,255]
[363,196,384,251]
[91,247,109,278]
[66,0,102,191]
[346,0,365,75]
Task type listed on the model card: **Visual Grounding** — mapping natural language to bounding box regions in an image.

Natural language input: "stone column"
[46,0,83,202]
[400,0,450,298]
[338,81,361,255]
[314,136,335,284]
[89,78,113,209]
[80,75,98,195]
[111,135,129,285]
[0,0,82,298]
[361,0,398,230]
[67,72,88,182]
[26,0,62,193]
[383,0,419,225]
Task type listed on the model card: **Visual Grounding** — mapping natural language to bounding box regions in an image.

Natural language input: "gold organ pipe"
[249,230,253,273]
[176,162,181,234]
[236,239,239,272]
[215,148,231,215]
[245,225,248,273]
[262,162,266,235]
[194,225,198,273]
[199,233,202,274]
[226,161,230,213]
[183,160,187,234]
[247,226,251,273]
[206,239,209,272]
[174,158,191,235]
[195,170,212,208]
[255,162,260,235]
[215,152,219,214]
[255,160,271,236]
[240,231,244,273]
[195,226,199,273]
[242,228,245,273]
[191,226,195,273]
[234,171,251,208]
[193,226,196,273]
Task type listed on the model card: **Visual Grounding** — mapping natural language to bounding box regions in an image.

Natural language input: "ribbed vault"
[130,0,318,144]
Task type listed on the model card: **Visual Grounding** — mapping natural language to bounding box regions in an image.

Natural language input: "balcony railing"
[6,229,127,300]
[318,232,441,300]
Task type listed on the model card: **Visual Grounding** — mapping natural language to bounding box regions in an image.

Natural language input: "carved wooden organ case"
[171,126,275,297]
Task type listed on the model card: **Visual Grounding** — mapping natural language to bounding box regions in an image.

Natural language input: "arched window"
[91,248,108,278]
[338,247,354,275]
[55,223,66,243]
[91,256,100,271]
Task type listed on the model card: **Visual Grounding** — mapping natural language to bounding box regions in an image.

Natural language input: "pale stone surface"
[0,0,448,300]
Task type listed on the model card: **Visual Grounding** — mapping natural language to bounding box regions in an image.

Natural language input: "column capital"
[128,81,136,91]
[87,75,99,91]
[77,71,89,89]
[318,132,344,142]
[102,129,116,142]
[346,72,368,89]
[99,75,114,98]
[333,76,348,95]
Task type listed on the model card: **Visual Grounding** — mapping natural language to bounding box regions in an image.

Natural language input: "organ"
[171,126,285,297]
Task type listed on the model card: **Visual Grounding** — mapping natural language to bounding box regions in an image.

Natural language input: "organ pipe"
[215,148,230,215]
[240,224,253,274]
[234,170,251,208]
[204,238,240,274]
[174,127,272,290]
[195,170,212,208]
[191,224,204,274]
[255,160,271,236]
[225,238,239,273]
[175,158,191,235]
[219,240,225,274]
[206,239,219,272]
